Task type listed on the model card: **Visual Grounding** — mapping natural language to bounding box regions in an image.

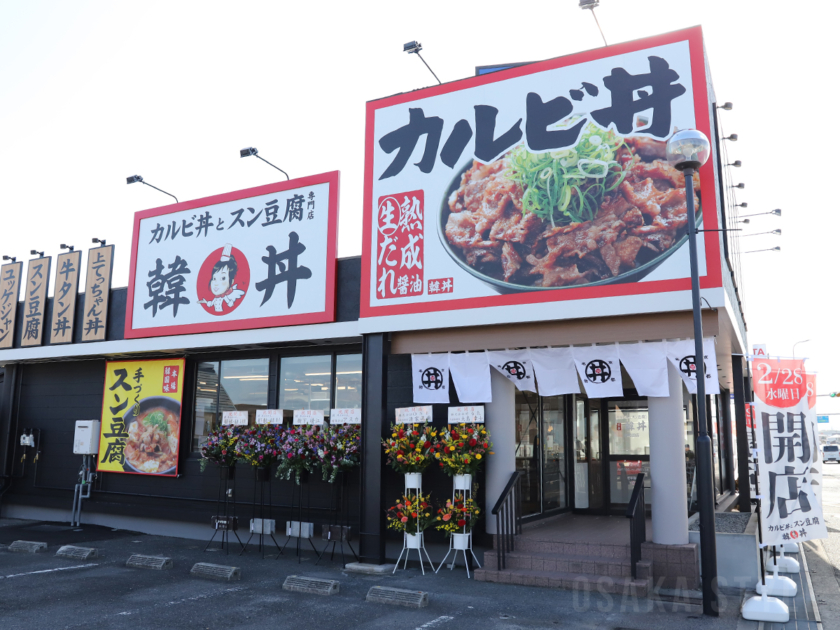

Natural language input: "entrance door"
[573,395,605,511]
[514,391,568,517]
[606,399,651,508]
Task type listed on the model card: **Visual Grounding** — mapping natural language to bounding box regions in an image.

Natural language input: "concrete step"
[494,537,631,560]
[474,567,650,597]
[483,550,636,578]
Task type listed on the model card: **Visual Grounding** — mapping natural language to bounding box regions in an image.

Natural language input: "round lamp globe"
[666,129,711,171]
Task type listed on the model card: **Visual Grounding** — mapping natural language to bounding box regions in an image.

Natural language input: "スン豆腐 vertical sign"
[21,256,51,347]
[751,357,827,546]
[125,172,339,339]
[361,27,722,333]
[0,261,23,349]
[98,358,185,476]
[50,250,82,345]
[82,244,114,342]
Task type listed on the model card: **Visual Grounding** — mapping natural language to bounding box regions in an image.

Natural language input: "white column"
[484,370,515,535]
[648,361,689,545]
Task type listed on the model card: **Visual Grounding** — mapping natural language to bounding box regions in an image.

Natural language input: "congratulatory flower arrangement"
[382,424,440,474]
[436,424,493,476]
[199,426,243,472]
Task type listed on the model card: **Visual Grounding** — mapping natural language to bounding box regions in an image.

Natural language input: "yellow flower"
[392,433,397,438]
[435,453,440,459]
[476,454,482,460]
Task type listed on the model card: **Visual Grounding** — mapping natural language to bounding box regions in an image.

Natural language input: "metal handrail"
[625,473,646,579]
[492,471,522,571]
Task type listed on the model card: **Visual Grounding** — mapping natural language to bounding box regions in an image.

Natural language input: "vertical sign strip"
[98,358,185,477]
[0,261,23,349]
[20,256,51,348]
[50,250,82,345]
[82,245,114,342]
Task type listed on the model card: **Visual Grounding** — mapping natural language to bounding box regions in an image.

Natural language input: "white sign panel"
[752,357,827,546]
[448,406,484,424]
[126,173,339,339]
[293,409,325,426]
[752,344,768,358]
[256,409,284,425]
[395,406,432,424]
[222,410,248,426]
[360,28,723,333]
[330,408,362,424]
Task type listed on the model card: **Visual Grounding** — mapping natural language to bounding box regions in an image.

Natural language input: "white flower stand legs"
[435,473,481,578]
[394,532,435,575]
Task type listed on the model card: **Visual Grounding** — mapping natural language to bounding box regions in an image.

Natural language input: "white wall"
[484,370,515,534]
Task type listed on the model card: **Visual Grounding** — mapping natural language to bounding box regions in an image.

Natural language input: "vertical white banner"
[449,352,492,403]
[571,344,623,398]
[529,347,580,396]
[411,354,450,404]
[487,350,537,393]
[666,337,720,395]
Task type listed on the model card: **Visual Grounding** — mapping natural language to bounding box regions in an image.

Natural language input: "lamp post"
[666,129,718,616]
[792,339,809,359]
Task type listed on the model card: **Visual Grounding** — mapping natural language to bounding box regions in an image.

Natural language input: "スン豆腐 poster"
[361,27,723,333]
[126,172,339,339]
[98,358,185,476]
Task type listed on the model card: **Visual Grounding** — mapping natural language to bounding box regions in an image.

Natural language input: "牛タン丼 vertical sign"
[98,358,185,477]
[0,260,23,349]
[82,244,114,342]
[50,250,82,345]
[125,172,339,338]
[751,357,827,546]
[21,256,51,347]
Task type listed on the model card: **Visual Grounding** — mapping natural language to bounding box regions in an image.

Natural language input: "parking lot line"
[2,563,99,579]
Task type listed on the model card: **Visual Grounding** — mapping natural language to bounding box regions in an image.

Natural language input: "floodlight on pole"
[742,229,782,238]
[60,244,74,252]
[665,128,718,617]
[30,250,44,258]
[717,102,733,110]
[736,202,748,208]
[239,147,289,181]
[744,246,781,254]
[579,0,607,46]
[727,160,742,167]
[731,183,745,189]
[2,256,16,263]
[126,175,179,203]
[724,134,738,141]
[92,238,107,246]
[741,209,781,219]
[403,41,442,85]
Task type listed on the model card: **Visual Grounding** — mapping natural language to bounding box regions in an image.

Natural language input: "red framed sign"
[126,172,339,339]
[361,27,722,331]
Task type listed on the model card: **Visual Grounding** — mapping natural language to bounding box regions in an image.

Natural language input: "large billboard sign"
[126,172,339,338]
[361,27,721,331]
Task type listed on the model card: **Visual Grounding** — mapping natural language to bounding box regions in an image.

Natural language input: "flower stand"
[436,473,481,578]
[205,464,245,554]
[240,466,282,558]
[393,531,435,575]
[316,469,360,567]
[280,469,319,563]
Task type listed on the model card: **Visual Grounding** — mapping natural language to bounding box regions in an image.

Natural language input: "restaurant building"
[0,26,752,594]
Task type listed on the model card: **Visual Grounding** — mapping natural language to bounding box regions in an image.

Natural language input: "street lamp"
[665,128,718,617]
[793,339,810,359]
[403,41,442,85]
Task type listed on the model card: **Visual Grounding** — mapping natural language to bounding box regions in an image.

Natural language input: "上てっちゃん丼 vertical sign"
[98,358,185,476]
[82,244,114,342]
[361,26,722,333]
[125,172,339,338]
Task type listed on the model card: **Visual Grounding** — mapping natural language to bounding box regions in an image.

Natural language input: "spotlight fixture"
[736,202,748,208]
[724,134,738,141]
[60,244,75,252]
[731,183,745,189]
[739,219,750,224]
[742,229,782,238]
[771,208,782,216]
[740,208,781,219]
[717,102,733,111]
[30,250,44,258]
[126,174,179,203]
[727,160,742,167]
[745,246,781,254]
[403,40,442,85]
[2,255,16,263]
[579,0,607,45]
[239,147,289,180]
[92,238,108,246]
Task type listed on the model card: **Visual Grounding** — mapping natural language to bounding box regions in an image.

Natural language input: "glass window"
[710,396,722,495]
[218,358,269,425]
[279,355,332,419]
[541,396,566,511]
[575,398,587,463]
[514,390,540,517]
[193,361,220,451]
[608,401,650,456]
[610,459,651,504]
[334,354,362,409]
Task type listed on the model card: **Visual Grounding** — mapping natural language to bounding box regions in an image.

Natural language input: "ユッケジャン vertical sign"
[50,250,82,345]
[98,358,185,476]
[82,244,114,342]
[0,260,23,349]
[361,26,723,334]
[125,172,339,339]
[751,357,827,546]
[20,256,51,348]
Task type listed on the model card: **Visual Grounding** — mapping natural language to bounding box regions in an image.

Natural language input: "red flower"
[467,428,474,434]
[469,439,477,446]
[457,519,466,527]
[412,430,419,436]
[451,430,457,438]
[424,441,431,448]
[411,512,417,518]
[483,442,488,448]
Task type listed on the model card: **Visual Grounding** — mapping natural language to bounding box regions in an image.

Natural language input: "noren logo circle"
[502,360,527,380]
[679,356,697,377]
[585,360,611,383]
[420,367,444,390]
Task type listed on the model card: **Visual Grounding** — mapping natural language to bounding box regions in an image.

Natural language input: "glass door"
[573,395,605,512]
[607,399,651,508]
[514,390,568,517]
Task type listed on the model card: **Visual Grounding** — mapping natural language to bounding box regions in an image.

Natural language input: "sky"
[1,1,837,421]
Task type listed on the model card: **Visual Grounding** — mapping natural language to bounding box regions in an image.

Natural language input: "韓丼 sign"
[125,172,339,339]
[395,406,432,424]
[98,359,185,477]
[361,27,722,333]
[0,261,22,349]
[293,409,325,425]
[448,406,485,424]
[751,357,827,546]
[330,408,362,424]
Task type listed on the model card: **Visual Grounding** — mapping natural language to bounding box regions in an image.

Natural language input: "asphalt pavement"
[802,458,840,629]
